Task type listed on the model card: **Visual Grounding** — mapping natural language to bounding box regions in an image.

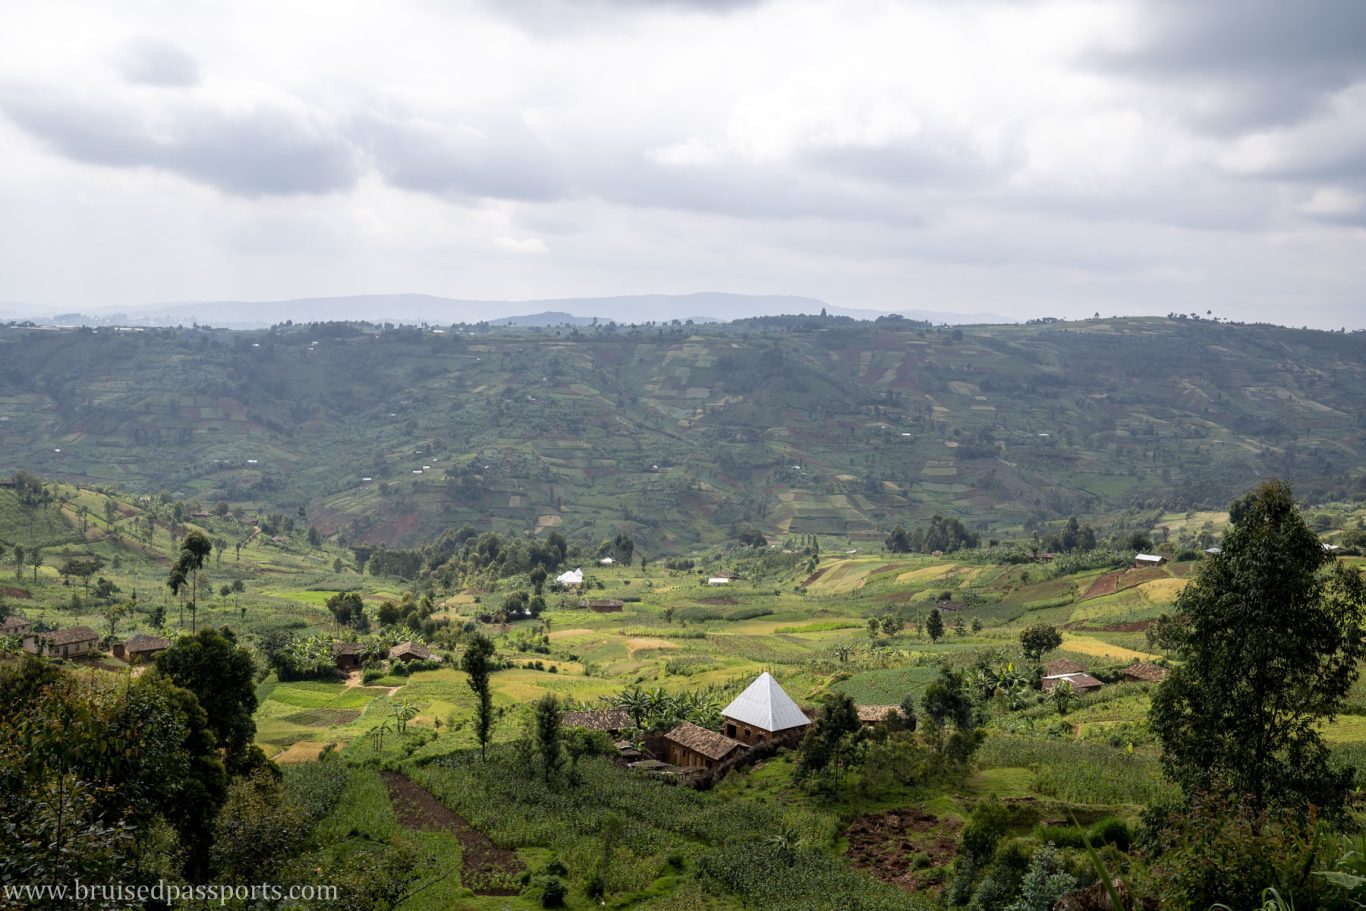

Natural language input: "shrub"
[1089,816,1132,851]
[539,876,567,908]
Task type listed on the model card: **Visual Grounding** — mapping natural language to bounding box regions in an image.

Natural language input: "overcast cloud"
[1,0,1363,327]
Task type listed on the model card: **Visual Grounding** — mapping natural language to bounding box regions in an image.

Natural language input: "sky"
[1,0,1364,327]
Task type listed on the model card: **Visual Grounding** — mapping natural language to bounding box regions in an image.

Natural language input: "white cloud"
[494,235,549,254]
[647,138,720,166]
[0,0,1361,326]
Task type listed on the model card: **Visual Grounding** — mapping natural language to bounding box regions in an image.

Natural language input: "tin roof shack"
[721,672,812,745]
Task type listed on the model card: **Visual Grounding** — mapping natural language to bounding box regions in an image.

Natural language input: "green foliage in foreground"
[977,735,1178,806]
[408,747,926,909]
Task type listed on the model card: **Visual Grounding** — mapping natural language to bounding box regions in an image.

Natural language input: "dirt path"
[380,771,524,895]
[342,669,401,697]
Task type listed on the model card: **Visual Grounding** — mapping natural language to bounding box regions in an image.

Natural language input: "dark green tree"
[1019,623,1063,663]
[1149,480,1366,818]
[885,524,911,553]
[534,694,564,784]
[796,692,862,783]
[922,666,976,730]
[462,632,497,760]
[153,627,263,775]
[925,607,945,643]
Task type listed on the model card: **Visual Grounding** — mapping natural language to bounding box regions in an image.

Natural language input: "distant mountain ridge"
[26,291,1013,328]
[0,316,1359,550]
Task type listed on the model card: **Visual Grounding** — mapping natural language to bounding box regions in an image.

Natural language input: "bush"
[361,667,384,684]
[539,876,567,908]
[1089,816,1131,851]
[1143,797,1329,911]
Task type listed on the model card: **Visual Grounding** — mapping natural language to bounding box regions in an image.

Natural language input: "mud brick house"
[721,672,811,745]
[663,721,746,770]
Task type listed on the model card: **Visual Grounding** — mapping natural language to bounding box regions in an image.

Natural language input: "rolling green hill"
[1,316,1362,549]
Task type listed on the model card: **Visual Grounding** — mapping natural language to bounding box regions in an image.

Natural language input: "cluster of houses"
[331,639,436,671]
[561,672,905,777]
[1041,657,1168,695]
[0,614,169,663]
[563,659,1175,779]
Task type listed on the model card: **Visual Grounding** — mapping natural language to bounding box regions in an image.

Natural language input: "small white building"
[707,576,731,586]
[555,568,584,586]
[599,557,615,565]
[1133,553,1166,567]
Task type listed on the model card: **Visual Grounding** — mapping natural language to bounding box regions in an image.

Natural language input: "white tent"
[721,672,810,734]
[555,568,583,586]
[599,557,615,565]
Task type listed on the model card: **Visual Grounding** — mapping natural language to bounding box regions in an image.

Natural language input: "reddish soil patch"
[801,565,832,587]
[0,586,32,599]
[1081,566,1170,600]
[845,810,961,893]
[696,596,738,605]
[380,771,524,895]
[1081,571,1121,600]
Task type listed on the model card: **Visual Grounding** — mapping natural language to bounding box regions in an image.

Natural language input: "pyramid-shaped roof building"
[721,672,811,734]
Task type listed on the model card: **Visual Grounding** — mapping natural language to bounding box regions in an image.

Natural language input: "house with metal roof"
[1042,672,1103,695]
[721,672,811,745]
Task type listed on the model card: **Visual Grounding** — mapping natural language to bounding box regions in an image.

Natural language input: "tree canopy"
[1149,480,1366,817]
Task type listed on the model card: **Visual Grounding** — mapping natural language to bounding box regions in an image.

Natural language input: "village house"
[579,598,624,613]
[389,641,432,663]
[662,721,747,770]
[707,576,731,586]
[1040,658,1103,694]
[855,705,901,726]
[0,615,35,649]
[1133,553,1167,567]
[1123,662,1170,684]
[332,641,365,671]
[1042,671,1104,695]
[721,671,812,745]
[29,626,101,659]
[555,568,584,586]
[114,633,170,663]
[561,709,633,735]
[1043,658,1087,677]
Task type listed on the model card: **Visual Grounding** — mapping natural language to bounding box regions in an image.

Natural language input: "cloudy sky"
[2,0,1364,327]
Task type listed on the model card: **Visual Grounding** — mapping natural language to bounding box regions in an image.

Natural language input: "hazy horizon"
[2,1,1365,329]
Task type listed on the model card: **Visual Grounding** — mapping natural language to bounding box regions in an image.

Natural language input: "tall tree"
[170,531,213,633]
[462,632,496,760]
[925,607,945,643]
[534,694,564,784]
[153,627,263,775]
[1149,480,1366,818]
[797,692,862,784]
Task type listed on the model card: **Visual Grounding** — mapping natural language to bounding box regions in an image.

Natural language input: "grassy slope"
[1,317,1363,550]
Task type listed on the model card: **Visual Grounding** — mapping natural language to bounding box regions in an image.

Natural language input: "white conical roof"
[721,672,810,733]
